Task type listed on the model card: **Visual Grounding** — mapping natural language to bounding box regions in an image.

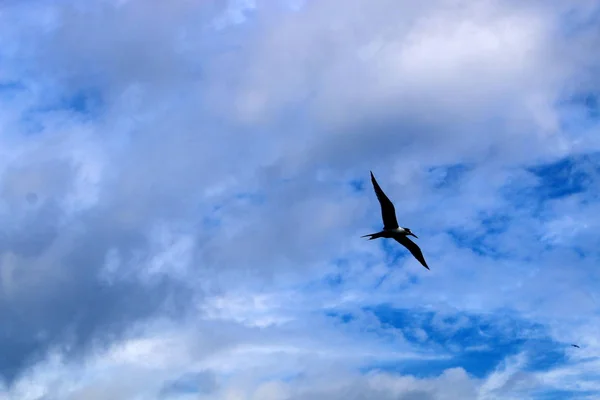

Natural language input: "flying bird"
[571,344,580,348]
[362,171,430,270]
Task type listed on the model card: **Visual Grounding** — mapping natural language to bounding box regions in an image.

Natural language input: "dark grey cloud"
[0,146,195,384]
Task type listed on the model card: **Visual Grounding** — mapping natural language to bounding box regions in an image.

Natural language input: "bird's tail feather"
[361,232,383,240]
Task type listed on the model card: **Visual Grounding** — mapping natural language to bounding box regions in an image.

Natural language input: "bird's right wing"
[370,171,399,229]
[394,235,430,270]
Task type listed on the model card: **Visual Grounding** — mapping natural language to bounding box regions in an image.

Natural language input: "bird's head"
[404,228,418,238]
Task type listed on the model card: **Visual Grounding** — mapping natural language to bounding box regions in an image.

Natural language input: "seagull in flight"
[571,344,581,348]
[362,171,430,270]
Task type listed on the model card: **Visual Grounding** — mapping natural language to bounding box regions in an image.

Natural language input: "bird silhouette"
[362,171,429,270]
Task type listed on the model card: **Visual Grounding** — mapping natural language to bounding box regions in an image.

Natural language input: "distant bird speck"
[362,171,430,270]
[571,344,580,348]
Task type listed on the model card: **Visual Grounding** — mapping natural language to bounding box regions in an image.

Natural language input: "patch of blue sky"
[527,153,599,200]
[18,116,45,136]
[200,207,226,231]
[376,246,427,286]
[523,343,568,373]
[212,0,257,30]
[312,243,424,293]
[381,238,408,264]
[556,93,600,143]
[447,226,512,259]
[426,163,473,190]
[200,214,221,230]
[492,153,600,230]
[348,178,366,193]
[64,88,103,115]
[532,389,600,400]
[361,355,499,379]
[18,87,104,135]
[160,382,199,396]
[332,306,569,378]
[0,80,26,101]
[478,213,512,235]
[323,271,344,288]
[286,0,306,12]
[576,93,599,119]
[363,345,538,380]
[233,191,265,205]
[254,372,304,386]
[371,272,389,291]
[24,87,103,118]
[200,190,264,230]
[561,3,600,39]
[369,307,487,345]
[305,256,359,291]
[159,371,216,397]
[325,311,355,324]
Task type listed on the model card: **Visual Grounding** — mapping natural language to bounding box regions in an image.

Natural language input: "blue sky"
[0,0,599,398]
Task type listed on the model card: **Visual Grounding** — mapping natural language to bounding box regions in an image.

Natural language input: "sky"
[0,0,600,398]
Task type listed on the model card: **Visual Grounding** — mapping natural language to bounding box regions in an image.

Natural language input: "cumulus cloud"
[0,0,599,398]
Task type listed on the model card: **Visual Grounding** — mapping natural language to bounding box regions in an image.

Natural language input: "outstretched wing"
[394,235,430,270]
[370,171,399,229]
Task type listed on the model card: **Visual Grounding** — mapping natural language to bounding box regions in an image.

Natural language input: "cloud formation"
[0,0,599,398]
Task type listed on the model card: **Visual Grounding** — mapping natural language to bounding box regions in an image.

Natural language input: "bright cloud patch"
[0,0,600,399]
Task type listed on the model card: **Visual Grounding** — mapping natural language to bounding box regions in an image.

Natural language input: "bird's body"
[362,171,430,270]
[571,344,580,348]
[386,227,410,235]
[362,227,408,239]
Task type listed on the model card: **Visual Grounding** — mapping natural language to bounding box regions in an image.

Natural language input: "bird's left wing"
[394,235,430,270]
[370,171,399,229]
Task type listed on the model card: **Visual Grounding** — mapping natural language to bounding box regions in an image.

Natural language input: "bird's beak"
[409,232,418,238]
